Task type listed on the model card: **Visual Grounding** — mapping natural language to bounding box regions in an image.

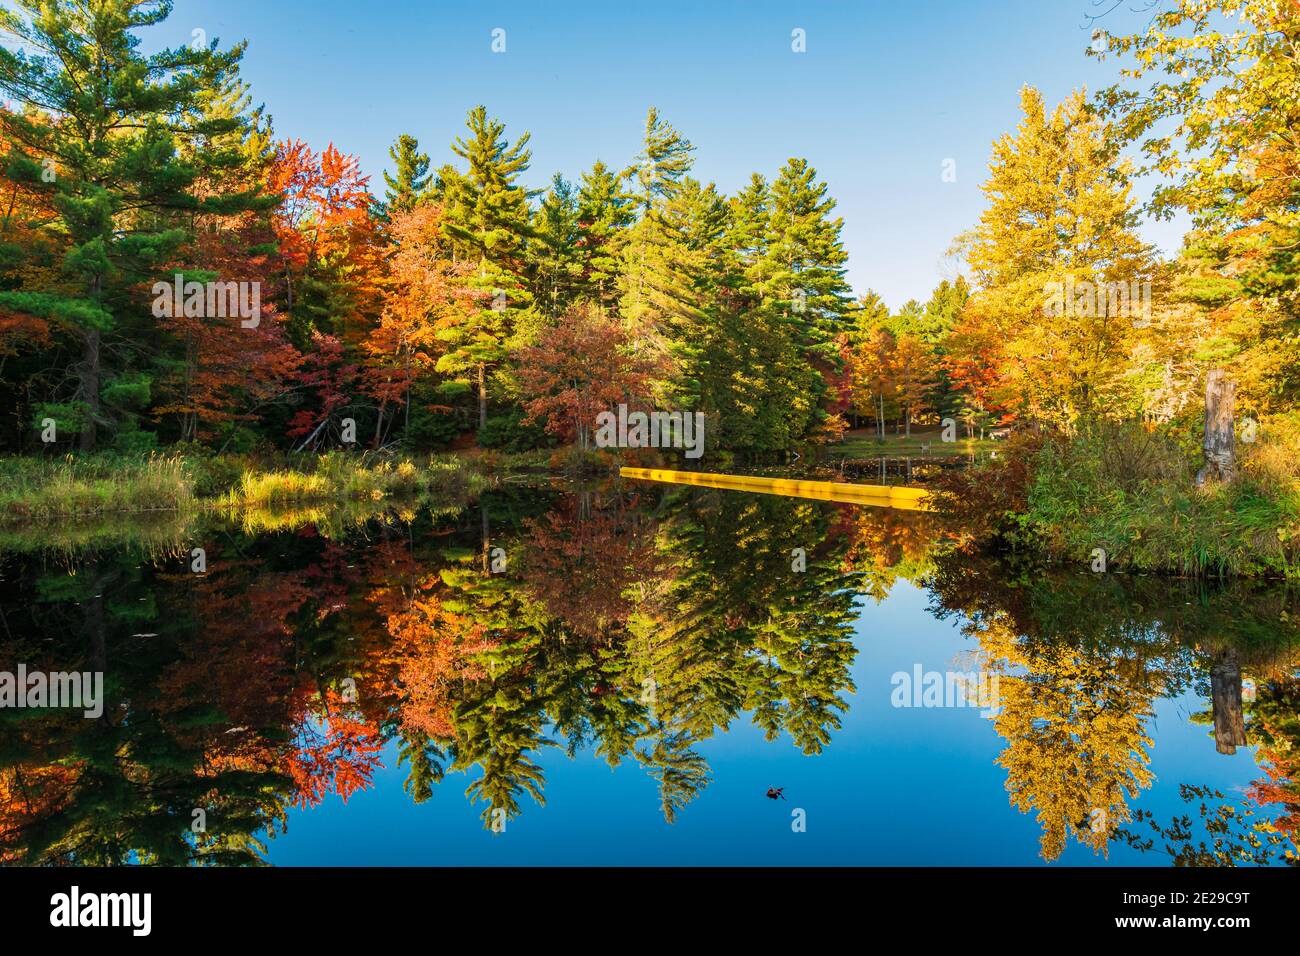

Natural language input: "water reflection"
[1,481,1296,865]
[927,556,1300,863]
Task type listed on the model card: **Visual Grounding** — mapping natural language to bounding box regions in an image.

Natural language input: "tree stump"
[1196,368,1236,486]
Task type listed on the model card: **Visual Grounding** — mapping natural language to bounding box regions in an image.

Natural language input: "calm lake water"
[2,475,1297,866]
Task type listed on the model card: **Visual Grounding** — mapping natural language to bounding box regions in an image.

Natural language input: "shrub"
[927,428,1045,547]
[1241,412,1300,502]
[478,408,555,453]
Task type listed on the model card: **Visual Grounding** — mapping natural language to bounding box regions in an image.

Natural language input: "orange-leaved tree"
[364,203,474,447]
[269,140,382,349]
[514,304,669,450]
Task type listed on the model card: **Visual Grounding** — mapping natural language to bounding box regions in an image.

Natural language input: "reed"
[0,454,194,523]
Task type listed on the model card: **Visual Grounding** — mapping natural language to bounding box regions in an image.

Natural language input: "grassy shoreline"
[0,450,494,525]
[830,428,998,459]
[0,455,196,523]
[929,421,1300,579]
[8,425,1299,581]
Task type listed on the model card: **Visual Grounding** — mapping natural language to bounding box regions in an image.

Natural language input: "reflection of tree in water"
[0,522,394,864]
[421,485,863,824]
[1116,783,1295,866]
[519,487,666,640]
[833,505,941,601]
[0,481,873,851]
[648,488,862,756]
[1244,675,1300,852]
[1,544,301,864]
[926,552,1300,863]
[1121,673,1300,866]
[637,730,711,825]
[981,623,1157,862]
[11,487,1295,861]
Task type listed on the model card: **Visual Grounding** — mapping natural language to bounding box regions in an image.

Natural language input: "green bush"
[112,426,159,455]
[478,408,555,453]
[404,403,462,451]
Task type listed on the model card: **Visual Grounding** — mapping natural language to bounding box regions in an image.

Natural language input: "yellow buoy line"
[618,467,932,510]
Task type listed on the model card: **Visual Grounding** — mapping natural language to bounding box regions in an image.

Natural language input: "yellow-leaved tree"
[958,87,1155,430]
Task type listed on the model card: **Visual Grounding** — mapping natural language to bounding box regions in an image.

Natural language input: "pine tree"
[530,174,584,322]
[757,158,853,434]
[627,107,695,212]
[437,106,536,431]
[849,290,892,345]
[0,0,264,450]
[761,158,852,362]
[618,108,700,350]
[912,276,971,423]
[575,160,634,316]
[382,133,431,216]
[727,173,772,305]
[155,69,293,446]
[686,174,817,451]
[919,277,969,343]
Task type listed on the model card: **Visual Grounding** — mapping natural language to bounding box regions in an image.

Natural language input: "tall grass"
[0,454,194,523]
[224,468,333,507]
[1026,422,1299,577]
[929,420,1300,578]
[0,450,494,539]
[216,452,491,509]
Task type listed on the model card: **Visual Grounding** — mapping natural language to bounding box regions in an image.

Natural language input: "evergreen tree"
[727,173,772,303]
[917,276,970,421]
[0,0,265,450]
[885,299,925,338]
[575,160,634,316]
[626,107,695,212]
[849,290,892,347]
[618,108,700,352]
[397,729,445,804]
[761,158,853,367]
[744,158,853,437]
[530,174,584,322]
[382,133,431,216]
[692,173,818,450]
[664,177,729,408]
[437,106,537,431]
[920,276,970,343]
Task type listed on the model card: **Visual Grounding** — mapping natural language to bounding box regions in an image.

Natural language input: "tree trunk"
[372,400,386,450]
[81,562,111,726]
[1196,368,1236,486]
[79,328,100,452]
[477,363,488,432]
[1210,647,1247,755]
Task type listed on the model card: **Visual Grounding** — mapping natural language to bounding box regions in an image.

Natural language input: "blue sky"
[146,0,1184,308]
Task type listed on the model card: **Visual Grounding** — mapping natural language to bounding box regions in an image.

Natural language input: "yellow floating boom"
[619,467,932,510]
